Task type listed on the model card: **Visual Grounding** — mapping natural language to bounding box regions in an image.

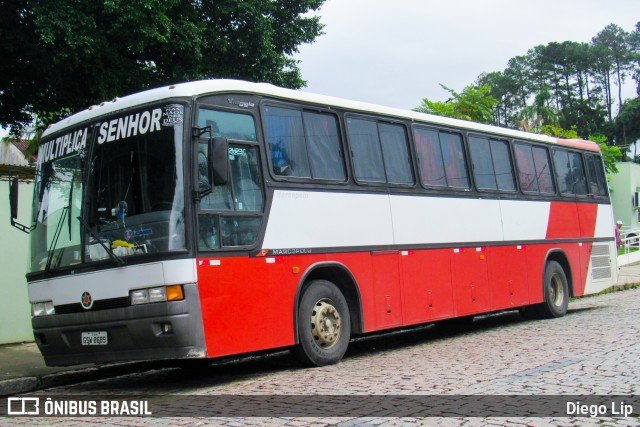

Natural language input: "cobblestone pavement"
[3,288,640,426]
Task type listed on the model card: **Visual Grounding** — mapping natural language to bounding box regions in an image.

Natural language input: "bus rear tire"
[292,280,351,367]
[535,260,569,319]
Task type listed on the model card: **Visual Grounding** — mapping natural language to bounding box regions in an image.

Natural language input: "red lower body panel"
[196,241,590,358]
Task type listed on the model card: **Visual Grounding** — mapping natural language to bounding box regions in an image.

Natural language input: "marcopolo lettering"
[97,108,162,144]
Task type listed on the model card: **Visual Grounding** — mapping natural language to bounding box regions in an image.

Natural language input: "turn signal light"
[166,285,184,301]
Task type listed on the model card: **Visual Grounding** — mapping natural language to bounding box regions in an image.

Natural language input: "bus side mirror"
[8,176,32,234]
[209,137,229,185]
[9,176,19,220]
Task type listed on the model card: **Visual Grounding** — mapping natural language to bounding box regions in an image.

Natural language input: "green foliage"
[598,142,622,174]
[0,0,326,133]
[538,124,579,139]
[516,88,559,133]
[414,84,498,124]
[474,22,639,141]
[614,97,640,145]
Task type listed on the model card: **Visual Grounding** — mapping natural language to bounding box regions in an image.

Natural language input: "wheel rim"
[310,298,341,349]
[549,273,565,307]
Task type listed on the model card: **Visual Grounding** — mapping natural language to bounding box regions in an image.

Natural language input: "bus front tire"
[535,260,569,319]
[293,280,351,367]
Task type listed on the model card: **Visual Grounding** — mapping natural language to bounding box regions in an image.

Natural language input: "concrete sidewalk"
[0,342,173,396]
[616,262,640,285]
[1,264,640,397]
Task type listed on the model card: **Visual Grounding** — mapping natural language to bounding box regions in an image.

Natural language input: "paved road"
[2,288,640,426]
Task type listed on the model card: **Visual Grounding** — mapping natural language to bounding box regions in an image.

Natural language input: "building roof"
[0,139,36,180]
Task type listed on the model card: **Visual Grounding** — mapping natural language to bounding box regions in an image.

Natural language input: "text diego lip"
[566,400,634,417]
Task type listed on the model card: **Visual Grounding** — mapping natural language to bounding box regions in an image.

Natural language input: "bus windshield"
[30,104,186,272]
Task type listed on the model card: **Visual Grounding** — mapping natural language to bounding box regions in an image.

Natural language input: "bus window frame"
[550,147,590,199]
[195,138,266,252]
[344,113,416,189]
[194,102,267,253]
[260,100,349,185]
[411,124,472,193]
[467,132,518,194]
[513,140,558,198]
[583,152,609,201]
[195,103,259,143]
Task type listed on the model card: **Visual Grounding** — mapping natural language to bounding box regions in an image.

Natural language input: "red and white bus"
[14,80,617,367]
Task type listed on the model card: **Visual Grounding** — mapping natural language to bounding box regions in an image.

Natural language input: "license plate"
[81,331,108,346]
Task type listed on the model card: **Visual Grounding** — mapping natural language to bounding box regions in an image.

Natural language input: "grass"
[577,282,640,300]
[618,246,639,256]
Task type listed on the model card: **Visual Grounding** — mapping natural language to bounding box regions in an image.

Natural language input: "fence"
[618,228,640,266]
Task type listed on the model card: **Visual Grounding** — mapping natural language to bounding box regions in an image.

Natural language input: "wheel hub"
[310,299,341,348]
[550,274,564,307]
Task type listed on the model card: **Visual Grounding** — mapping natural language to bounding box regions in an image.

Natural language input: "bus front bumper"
[31,284,207,366]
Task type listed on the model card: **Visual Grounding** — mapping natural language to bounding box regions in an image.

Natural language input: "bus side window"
[440,133,469,189]
[469,136,515,192]
[553,149,588,196]
[490,139,516,191]
[347,118,414,185]
[414,128,469,189]
[264,106,311,178]
[230,146,263,211]
[198,214,219,250]
[199,143,233,211]
[379,123,414,185]
[198,109,257,141]
[303,112,346,180]
[585,154,607,197]
[514,143,539,193]
[469,136,497,190]
[531,146,555,194]
[347,118,386,183]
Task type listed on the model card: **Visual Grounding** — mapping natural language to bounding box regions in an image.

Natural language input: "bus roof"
[42,79,601,152]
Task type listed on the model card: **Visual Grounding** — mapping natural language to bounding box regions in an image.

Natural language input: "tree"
[614,97,640,149]
[630,22,640,95]
[414,84,498,124]
[592,24,632,120]
[476,71,520,127]
[515,88,558,133]
[0,0,325,134]
[471,22,639,139]
[595,140,622,175]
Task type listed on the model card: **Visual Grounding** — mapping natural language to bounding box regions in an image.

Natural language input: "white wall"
[0,180,34,343]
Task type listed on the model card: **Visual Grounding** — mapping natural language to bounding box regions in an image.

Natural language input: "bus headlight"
[130,285,184,305]
[130,289,150,305]
[32,301,55,316]
[148,287,166,303]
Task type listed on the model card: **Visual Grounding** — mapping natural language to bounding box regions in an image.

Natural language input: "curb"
[0,360,173,397]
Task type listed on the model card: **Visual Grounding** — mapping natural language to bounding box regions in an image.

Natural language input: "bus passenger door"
[370,251,403,328]
[451,247,490,316]
[400,249,454,325]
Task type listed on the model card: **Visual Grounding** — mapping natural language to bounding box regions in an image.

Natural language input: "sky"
[294,0,639,110]
[1,1,636,140]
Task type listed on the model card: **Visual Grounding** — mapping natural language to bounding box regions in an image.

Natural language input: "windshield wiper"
[77,215,126,266]
[44,206,69,271]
